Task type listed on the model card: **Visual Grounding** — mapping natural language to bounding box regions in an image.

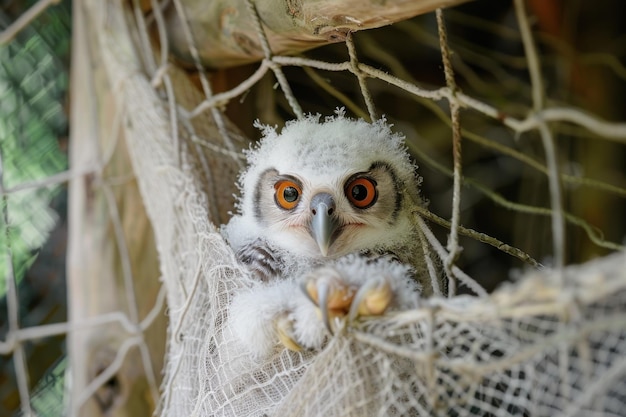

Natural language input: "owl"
[223,110,436,358]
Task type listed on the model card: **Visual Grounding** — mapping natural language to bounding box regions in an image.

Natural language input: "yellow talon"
[305,277,356,312]
[357,279,392,316]
[275,314,302,352]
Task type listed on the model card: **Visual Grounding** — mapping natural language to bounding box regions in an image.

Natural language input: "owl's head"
[226,110,423,259]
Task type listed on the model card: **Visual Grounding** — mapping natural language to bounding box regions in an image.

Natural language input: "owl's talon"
[317,279,333,334]
[224,115,432,359]
[275,313,302,352]
[348,277,393,321]
[303,269,357,334]
[303,267,394,334]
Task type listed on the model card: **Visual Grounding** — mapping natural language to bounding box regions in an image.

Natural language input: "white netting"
[3,0,626,416]
[92,0,626,416]
[84,1,626,416]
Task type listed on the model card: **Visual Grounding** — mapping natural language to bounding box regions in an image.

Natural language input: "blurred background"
[1,0,625,415]
[1,0,70,415]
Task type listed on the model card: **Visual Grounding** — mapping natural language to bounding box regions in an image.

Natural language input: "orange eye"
[274,180,302,210]
[345,177,377,209]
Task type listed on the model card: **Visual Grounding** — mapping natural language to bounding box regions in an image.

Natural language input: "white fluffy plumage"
[223,110,433,358]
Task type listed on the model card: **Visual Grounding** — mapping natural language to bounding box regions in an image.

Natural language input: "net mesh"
[2,0,626,416]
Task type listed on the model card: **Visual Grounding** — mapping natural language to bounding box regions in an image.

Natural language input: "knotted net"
[97,0,626,414]
[7,0,626,415]
[91,0,626,416]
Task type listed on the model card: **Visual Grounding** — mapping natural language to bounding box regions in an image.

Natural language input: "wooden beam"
[161,0,472,68]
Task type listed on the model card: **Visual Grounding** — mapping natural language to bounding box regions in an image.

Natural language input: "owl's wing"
[235,238,285,282]
[229,253,421,358]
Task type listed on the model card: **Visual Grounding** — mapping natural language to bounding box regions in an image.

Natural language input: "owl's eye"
[345,177,377,209]
[274,180,302,210]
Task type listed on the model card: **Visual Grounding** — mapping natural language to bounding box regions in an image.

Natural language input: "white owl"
[223,110,435,358]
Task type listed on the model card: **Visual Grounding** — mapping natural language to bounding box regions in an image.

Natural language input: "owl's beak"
[309,192,339,257]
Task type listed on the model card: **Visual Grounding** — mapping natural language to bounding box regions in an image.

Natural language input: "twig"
[515,0,565,270]
[410,96,626,198]
[417,223,443,297]
[417,217,488,297]
[414,206,542,268]
[410,143,623,253]
[302,66,370,120]
[437,8,463,297]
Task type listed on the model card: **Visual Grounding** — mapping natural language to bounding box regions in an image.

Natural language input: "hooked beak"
[309,193,339,257]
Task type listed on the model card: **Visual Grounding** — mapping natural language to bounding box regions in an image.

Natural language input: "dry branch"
[160,0,471,68]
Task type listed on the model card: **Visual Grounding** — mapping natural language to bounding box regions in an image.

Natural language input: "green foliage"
[0,2,70,296]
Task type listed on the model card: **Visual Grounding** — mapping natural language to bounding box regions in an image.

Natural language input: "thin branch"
[416,217,488,297]
[515,0,565,270]
[410,143,624,253]
[416,223,443,297]
[414,206,541,268]
[346,32,626,202]
[437,8,463,297]
[410,96,626,198]
[302,66,370,120]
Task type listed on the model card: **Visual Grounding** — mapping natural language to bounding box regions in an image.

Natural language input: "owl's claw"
[301,279,332,334]
[348,277,393,321]
[303,268,393,334]
[302,270,355,334]
[275,312,302,352]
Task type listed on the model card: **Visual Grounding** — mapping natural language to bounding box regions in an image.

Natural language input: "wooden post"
[66,2,166,415]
